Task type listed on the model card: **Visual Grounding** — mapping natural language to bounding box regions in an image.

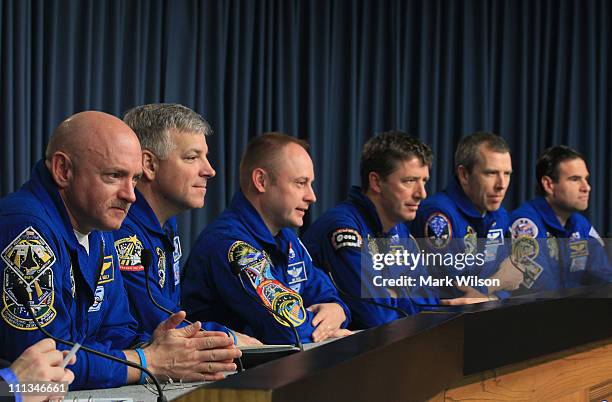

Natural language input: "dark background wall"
[1,0,611,260]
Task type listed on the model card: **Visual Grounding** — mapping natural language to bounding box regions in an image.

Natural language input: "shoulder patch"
[330,229,363,250]
[511,235,543,289]
[114,235,144,272]
[1,226,57,330]
[510,218,538,239]
[424,213,452,249]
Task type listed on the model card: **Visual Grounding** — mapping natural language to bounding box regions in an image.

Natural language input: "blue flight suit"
[0,161,148,390]
[508,197,611,293]
[113,190,232,336]
[303,186,439,329]
[411,179,510,297]
[181,191,351,344]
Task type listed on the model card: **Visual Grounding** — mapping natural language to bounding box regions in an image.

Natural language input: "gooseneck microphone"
[140,249,244,372]
[229,261,304,351]
[320,260,410,318]
[13,283,167,402]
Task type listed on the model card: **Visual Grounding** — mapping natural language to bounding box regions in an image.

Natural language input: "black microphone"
[140,249,244,372]
[229,262,304,351]
[319,260,410,319]
[13,282,167,402]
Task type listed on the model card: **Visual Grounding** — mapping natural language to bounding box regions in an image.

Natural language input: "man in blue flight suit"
[0,112,240,389]
[182,133,352,344]
[115,103,260,346]
[303,131,438,329]
[508,145,611,293]
[411,132,523,301]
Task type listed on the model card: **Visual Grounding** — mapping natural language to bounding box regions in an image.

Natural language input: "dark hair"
[360,131,433,191]
[239,132,310,191]
[454,132,510,173]
[535,145,586,195]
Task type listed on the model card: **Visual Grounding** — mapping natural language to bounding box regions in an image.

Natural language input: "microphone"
[13,282,167,402]
[319,260,410,319]
[229,261,304,351]
[140,249,244,372]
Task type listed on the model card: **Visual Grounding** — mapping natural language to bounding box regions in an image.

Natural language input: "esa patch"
[511,218,538,239]
[424,213,452,249]
[114,236,144,272]
[156,247,166,288]
[1,227,57,330]
[330,229,363,250]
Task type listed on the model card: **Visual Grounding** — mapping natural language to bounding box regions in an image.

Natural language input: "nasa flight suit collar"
[346,185,387,237]
[531,196,578,235]
[229,191,290,257]
[445,178,485,219]
[131,188,177,244]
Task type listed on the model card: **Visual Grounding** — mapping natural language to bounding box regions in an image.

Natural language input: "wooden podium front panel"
[430,338,612,402]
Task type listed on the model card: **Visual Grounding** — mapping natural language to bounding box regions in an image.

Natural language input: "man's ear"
[456,165,469,186]
[252,168,268,193]
[541,175,555,196]
[142,150,158,181]
[368,172,383,194]
[47,152,73,189]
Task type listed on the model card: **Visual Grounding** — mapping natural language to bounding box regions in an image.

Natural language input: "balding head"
[46,111,143,233]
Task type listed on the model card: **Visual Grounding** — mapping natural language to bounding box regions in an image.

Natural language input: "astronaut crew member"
[182,132,352,344]
[508,145,611,293]
[0,111,240,389]
[114,103,260,346]
[411,132,522,301]
[303,131,439,328]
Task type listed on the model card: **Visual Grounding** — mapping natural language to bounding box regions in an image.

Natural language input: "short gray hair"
[123,103,212,159]
[454,131,510,173]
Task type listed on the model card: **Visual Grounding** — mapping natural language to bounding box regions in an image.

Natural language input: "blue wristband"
[0,367,23,402]
[135,348,147,385]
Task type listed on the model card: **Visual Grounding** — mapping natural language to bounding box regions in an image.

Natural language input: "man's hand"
[144,311,242,382]
[10,338,75,402]
[487,257,523,292]
[440,286,494,305]
[308,303,348,342]
[234,331,263,347]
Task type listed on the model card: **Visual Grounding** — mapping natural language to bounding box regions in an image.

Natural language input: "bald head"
[46,111,143,233]
[46,111,140,164]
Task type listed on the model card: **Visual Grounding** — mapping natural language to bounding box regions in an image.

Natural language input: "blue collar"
[229,191,280,248]
[531,196,578,233]
[130,189,177,239]
[445,178,484,219]
[346,186,386,236]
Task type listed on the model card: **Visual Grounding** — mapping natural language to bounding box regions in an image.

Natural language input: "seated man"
[509,145,611,293]
[303,131,438,328]
[182,133,352,344]
[0,111,240,389]
[411,132,522,301]
[0,338,75,402]
[115,103,260,345]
